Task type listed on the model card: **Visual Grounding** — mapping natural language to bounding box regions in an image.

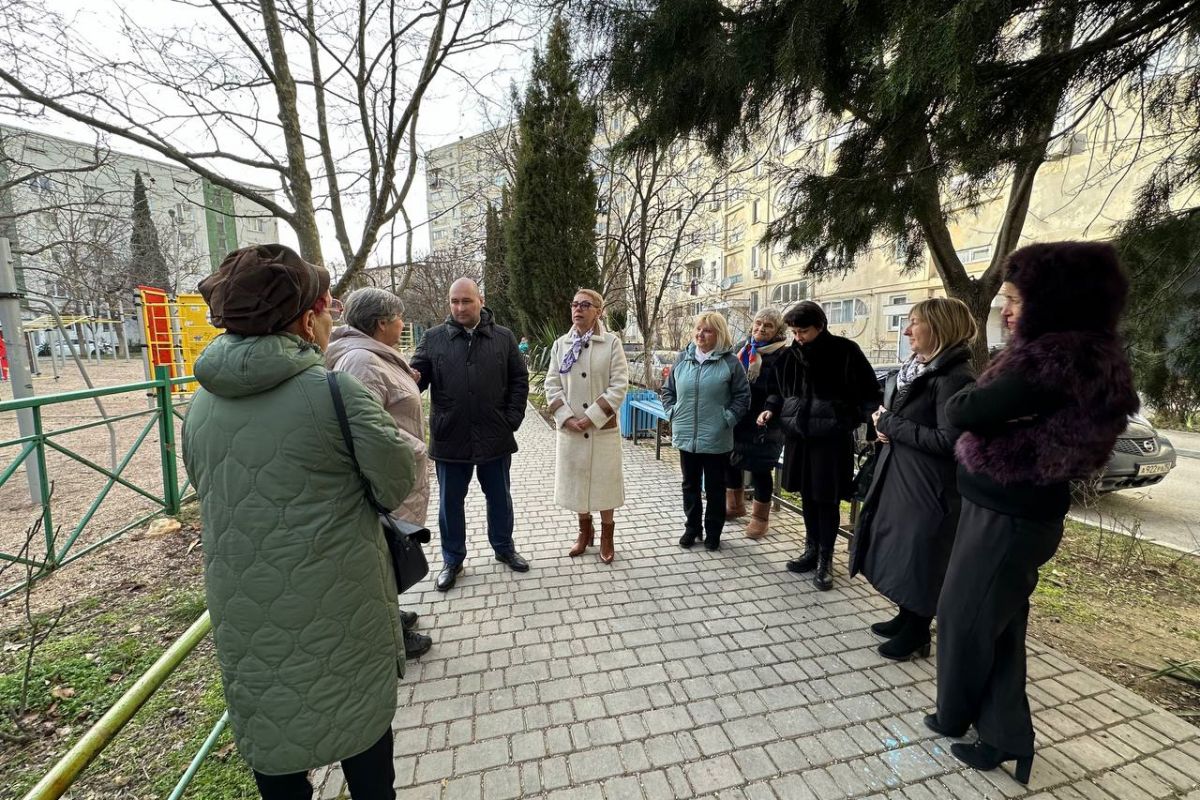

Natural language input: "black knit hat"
[199,244,331,335]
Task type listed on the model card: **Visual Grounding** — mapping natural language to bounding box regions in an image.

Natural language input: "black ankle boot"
[950,741,1034,785]
[813,550,833,591]
[786,542,818,573]
[679,529,700,548]
[870,608,906,638]
[878,613,931,661]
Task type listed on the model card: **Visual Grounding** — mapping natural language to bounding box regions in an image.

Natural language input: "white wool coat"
[545,328,629,513]
[326,327,430,526]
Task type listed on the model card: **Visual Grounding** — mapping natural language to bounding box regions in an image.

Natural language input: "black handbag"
[326,372,430,594]
[851,443,880,501]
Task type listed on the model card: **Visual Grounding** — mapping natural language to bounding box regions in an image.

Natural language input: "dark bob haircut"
[783,300,827,330]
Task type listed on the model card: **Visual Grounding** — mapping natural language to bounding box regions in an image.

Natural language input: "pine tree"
[483,199,515,327]
[507,17,599,334]
[128,171,171,292]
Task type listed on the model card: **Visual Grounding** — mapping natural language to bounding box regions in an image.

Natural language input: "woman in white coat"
[545,288,630,563]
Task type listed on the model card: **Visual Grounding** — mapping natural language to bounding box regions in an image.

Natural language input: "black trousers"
[800,496,840,553]
[724,463,774,503]
[936,500,1064,757]
[680,450,729,540]
[253,728,395,800]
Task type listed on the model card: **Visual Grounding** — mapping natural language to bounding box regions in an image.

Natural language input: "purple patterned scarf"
[558,329,593,374]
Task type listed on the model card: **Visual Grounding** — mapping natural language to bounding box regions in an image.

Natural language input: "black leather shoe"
[435,563,462,592]
[496,551,530,572]
[786,545,818,573]
[403,630,432,659]
[813,550,833,591]
[704,534,721,551]
[951,741,1034,785]
[923,713,968,738]
[679,530,700,548]
[399,610,419,631]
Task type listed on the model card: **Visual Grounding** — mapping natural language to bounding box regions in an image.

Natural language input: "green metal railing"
[0,365,193,600]
[4,368,232,799]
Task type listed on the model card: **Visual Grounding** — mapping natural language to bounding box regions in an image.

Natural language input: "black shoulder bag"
[326,372,430,595]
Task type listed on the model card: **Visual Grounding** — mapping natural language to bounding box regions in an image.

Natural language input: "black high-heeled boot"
[870,607,906,638]
[923,713,968,738]
[950,741,1034,785]
[878,611,931,661]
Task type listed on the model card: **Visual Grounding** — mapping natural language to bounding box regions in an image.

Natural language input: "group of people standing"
[180,239,1137,798]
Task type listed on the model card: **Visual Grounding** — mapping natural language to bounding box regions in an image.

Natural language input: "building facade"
[0,123,278,309]
[425,126,515,257]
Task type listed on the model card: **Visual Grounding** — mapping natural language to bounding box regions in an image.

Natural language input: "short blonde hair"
[574,288,605,333]
[752,307,785,339]
[910,297,977,359]
[693,311,733,351]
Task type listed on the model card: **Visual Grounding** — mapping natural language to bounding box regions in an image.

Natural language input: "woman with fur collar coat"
[925,242,1138,785]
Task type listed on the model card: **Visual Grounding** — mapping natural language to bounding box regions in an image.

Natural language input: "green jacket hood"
[194,333,325,399]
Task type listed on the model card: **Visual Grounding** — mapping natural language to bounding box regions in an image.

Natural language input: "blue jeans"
[435,455,515,567]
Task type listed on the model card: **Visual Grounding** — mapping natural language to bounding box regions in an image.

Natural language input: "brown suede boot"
[745,500,771,539]
[600,521,615,563]
[569,514,594,557]
[725,488,747,519]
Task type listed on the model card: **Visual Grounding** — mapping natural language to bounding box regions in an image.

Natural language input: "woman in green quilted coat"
[183,245,415,800]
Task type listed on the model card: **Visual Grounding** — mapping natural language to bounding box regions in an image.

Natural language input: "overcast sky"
[2,0,540,266]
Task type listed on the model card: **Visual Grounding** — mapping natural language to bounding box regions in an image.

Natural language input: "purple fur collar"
[955,332,1139,485]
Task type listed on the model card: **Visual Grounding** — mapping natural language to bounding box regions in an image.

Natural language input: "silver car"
[1096,414,1177,492]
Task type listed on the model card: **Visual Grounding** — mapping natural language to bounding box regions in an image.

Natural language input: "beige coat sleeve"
[544,338,576,429]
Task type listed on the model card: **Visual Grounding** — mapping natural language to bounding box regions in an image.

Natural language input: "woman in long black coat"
[848,298,977,661]
[764,301,880,591]
[725,306,790,538]
[927,242,1138,785]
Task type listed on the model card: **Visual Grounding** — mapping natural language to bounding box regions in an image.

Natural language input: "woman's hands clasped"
[872,405,890,444]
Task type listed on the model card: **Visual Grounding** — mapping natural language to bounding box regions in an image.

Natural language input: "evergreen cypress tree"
[128,171,171,292]
[507,17,599,334]
[483,199,515,327]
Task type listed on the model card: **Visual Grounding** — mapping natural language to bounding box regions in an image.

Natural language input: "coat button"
[581,372,587,377]
[584,343,589,348]
[583,433,589,438]
[583,402,589,408]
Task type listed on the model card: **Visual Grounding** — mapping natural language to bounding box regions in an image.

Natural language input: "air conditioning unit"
[751,267,766,279]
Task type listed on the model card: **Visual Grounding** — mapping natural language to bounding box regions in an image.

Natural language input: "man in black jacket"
[411,278,531,592]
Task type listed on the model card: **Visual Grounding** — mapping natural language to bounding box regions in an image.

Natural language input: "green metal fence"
[2,367,233,799]
[0,366,193,600]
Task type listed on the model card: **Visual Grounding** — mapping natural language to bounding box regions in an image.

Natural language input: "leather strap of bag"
[326,371,389,517]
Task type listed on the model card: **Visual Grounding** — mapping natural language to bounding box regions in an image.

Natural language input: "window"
[771,281,807,306]
[432,230,445,241]
[750,246,759,272]
[820,297,868,324]
[888,294,907,306]
[751,200,760,223]
[27,175,53,194]
[955,244,992,264]
[888,314,906,332]
[749,290,759,314]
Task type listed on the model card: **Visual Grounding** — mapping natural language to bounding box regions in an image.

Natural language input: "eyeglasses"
[328,298,344,321]
[570,301,595,310]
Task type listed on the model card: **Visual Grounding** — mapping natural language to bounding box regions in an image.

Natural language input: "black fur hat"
[1003,241,1129,339]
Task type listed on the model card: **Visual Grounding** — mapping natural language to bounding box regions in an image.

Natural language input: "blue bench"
[627,395,669,460]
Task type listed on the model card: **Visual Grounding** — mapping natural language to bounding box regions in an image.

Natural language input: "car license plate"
[1137,462,1171,476]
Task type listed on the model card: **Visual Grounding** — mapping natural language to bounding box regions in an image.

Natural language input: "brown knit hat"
[199,244,331,335]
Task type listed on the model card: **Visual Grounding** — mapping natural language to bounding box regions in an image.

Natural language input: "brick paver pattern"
[319,410,1200,799]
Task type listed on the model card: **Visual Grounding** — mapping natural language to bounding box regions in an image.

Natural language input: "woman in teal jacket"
[182,245,415,800]
[662,311,751,550]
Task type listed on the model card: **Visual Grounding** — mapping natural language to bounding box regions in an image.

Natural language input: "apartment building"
[425,126,515,255]
[677,106,1162,363]
[0,122,278,304]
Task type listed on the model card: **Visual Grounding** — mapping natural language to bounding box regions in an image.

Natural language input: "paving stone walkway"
[323,410,1200,799]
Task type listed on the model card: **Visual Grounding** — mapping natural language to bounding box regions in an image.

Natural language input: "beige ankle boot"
[745,500,771,539]
[725,488,747,519]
